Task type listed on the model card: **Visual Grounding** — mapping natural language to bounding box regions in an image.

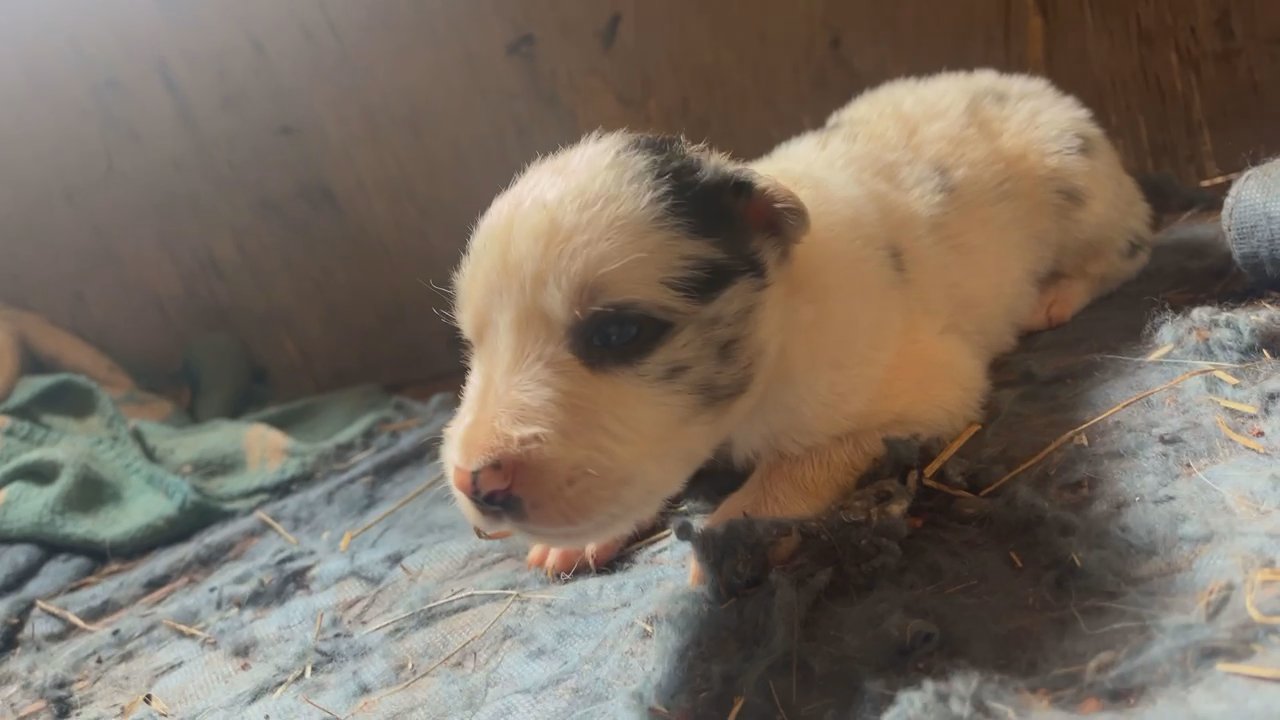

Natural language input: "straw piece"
[1215,416,1268,453]
[923,423,982,478]
[1145,343,1175,361]
[1199,170,1243,188]
[161,619,214,644]
[303,696,343,718]
[727,696,746,720]
[1216,662,1280,681]
[341,478,440,552]
[981,368,1216,496]
[254,510,298,545]
[34,599,101,632]
[375,594,518,699]
[1209,396,1259,415]
[1245,568,1280,625]
[1212,370,1242,385]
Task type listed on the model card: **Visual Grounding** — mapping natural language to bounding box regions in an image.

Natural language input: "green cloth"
[0,374,406,555]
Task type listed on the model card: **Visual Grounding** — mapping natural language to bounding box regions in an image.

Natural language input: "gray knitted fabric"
[1222,158,1280,290]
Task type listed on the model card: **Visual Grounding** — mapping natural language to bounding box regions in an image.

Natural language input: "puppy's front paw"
[525,537,629,579]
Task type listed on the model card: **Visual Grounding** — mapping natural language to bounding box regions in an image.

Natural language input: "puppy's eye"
[570,307,673,369]
[591,316,641,348]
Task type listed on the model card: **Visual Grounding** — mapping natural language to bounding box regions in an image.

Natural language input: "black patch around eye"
[569,306,674,370]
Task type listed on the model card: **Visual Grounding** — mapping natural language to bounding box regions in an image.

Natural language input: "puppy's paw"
[526,537,629,579]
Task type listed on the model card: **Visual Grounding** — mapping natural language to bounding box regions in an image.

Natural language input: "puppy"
[441,69,1152,582]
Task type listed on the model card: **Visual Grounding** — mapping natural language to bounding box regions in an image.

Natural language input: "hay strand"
[769,680,792,720]
[1216,662,1280,681]
[161,619,214,644]
[1212,370,1242,385]
[1245,568,1280,625]
[727,696,746,720]
[254,510,298,545]
[376,594,518,699]
[302,696,344,719]
[34,599,101,632]
[1215,416,1268,454]
[981,368,1216,496]
[1209,396,1259,415]
[341,478,440,552]
[362,589,556,635]
[923,423,982,479]
[1144,343,1175,361]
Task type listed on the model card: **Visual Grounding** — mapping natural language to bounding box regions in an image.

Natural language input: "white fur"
[443,69,1152,576]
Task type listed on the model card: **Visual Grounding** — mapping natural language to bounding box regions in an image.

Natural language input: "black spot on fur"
[663,256,759,305]
[932,165,955,197]
[716,337,740,364]
[1066,132,1095,156]
[599,12,622,51]
[696,376,751,406]
[660,364,691,382]
[886,243,907,277]
[505,32,536,58]
[1055,184,1087,209]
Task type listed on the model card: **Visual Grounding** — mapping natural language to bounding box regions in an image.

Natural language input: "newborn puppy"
[441,69,1152,582]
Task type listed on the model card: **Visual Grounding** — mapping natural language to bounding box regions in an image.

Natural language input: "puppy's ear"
[631,134,809,256]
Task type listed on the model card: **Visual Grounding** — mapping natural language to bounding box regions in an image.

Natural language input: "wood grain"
[0,1,1275,396]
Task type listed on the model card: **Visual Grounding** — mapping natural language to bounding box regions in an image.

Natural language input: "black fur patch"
[663,256,759,305]
[632,134,770,305]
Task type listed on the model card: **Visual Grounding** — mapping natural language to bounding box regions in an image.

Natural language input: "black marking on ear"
[663,256,763,305]
[1054,184,1087,209]
[886,242,908,277]
[631,134,755,242]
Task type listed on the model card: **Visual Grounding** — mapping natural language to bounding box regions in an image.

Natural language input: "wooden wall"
[1,1,1277,397]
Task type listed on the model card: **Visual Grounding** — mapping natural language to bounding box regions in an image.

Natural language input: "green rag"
[0,374,406,555]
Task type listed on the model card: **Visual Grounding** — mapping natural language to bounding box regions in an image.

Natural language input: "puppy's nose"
[451,459,520,514]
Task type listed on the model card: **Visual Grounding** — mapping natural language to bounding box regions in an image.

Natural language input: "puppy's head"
[442,131,808,545]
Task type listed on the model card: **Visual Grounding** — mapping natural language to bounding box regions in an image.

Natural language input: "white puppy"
[442,69,1151,582]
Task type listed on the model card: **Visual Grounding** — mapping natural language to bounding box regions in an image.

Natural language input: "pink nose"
[451,459,520,515]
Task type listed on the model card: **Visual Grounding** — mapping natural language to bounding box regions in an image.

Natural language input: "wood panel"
[0,1,1276,396]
